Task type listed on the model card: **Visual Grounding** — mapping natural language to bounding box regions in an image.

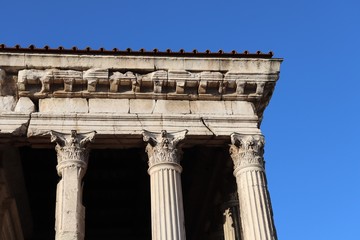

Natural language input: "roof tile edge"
[0,44,274,59]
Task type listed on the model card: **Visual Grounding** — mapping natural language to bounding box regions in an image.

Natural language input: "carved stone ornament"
[229,133,265,169]
[50,130,96,175]
[142,129,188,168]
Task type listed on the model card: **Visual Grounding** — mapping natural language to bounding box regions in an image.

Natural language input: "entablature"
[0,52,282,119]
[0,51,282,148]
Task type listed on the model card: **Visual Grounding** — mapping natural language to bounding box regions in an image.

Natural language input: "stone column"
[50,130,96,240]
[222,193,242,240]
[229,133,276,240]
[223,208,236,240]
[143,130,188,240]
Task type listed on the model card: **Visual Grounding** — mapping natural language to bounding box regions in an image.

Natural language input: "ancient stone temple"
[0,45,282,240]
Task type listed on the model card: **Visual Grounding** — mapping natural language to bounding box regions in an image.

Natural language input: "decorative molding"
[16,68,277,101]
[14,68,278,121]
[229,133,265,170]
[142,130,188,168]
[50,130,96,175]
[24,113,259,148]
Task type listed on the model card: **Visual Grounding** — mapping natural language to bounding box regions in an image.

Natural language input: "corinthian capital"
[50,130,96,175]
[229,133,265,169]
[142,129,188,168]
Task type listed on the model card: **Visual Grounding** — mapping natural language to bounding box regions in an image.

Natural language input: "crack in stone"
[135,113,144,129]
[200,117,217,136]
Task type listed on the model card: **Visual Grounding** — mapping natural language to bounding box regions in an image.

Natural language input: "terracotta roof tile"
[0,44,273,58]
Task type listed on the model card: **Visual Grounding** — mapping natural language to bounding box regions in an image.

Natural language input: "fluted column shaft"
[143,130,187,240]
[50,130,96,240]
[230,134,276,240]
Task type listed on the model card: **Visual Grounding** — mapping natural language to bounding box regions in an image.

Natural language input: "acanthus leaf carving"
[50,130,96,176]
[142,129,188,168]
[229,133,265,169]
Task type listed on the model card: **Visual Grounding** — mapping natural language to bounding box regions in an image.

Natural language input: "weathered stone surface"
[83,68,109,92]
[189,101,255,116]
[129,99,155,113]
[39,98,88,113]
[50,130,96,240]
[109,71,137,92]
[143,130,188,240]
[17,68,275,100]
[89,99,129,113]
[231,101,255,115]
[12,59,280,126]
[15,97,36,113]
[153,100,190,114]
[18,69,45,91]
[190,101,227,115]
[0,53,282,74]
[0,113,30,136]
[0,96,16,112]
[27,113,260,148]
[224,101,233,115]
[0,69,5,94]
[0,50,282,240]
[230,134,277,240]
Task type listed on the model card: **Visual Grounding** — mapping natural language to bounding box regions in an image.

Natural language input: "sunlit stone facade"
[0,47,282,240]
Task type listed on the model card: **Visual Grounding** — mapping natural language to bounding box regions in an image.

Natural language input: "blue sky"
[2,0,360,239]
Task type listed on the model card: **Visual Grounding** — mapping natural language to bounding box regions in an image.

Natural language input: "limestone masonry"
[0,46,282,240]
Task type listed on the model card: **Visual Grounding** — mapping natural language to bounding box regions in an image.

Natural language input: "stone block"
[15,97,36,113]
[39,98,88,113]
[190,101,227,115]
[89,99,129,113]
[231,101,255,115]
[129,99,155,113]
[0,113,30,136]
[0,96,16,112]
[153,100,190,114]
[224,101,233,115]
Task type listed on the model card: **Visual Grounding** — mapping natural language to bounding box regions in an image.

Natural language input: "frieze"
[50,130,96,175]
[143,130,188,168]
[14,68,277,101]
[229,133,265,169]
